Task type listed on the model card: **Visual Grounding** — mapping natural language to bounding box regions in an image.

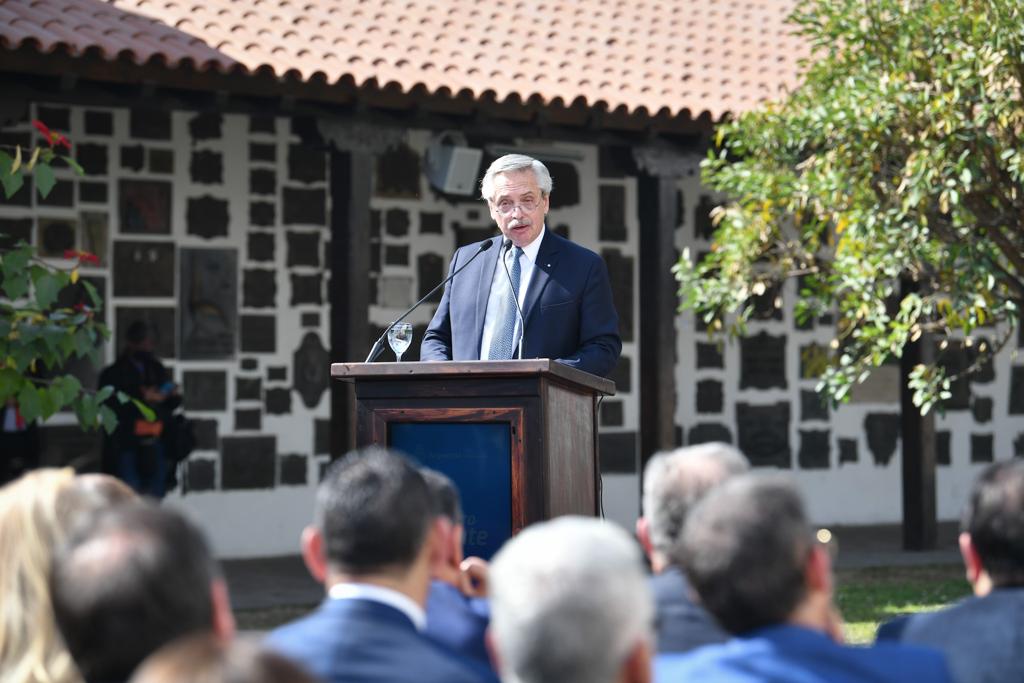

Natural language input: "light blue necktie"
[488,246,524,360]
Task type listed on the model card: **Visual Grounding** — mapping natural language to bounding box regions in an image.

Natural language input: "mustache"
[507,218,531,228]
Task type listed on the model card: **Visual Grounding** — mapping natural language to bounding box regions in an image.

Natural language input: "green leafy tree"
[678,0,1024,414]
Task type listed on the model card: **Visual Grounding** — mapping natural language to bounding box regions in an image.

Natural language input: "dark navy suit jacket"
[421,231,621,378]
[424,580,494,673]
[876,588,1024,683]
[654,624,952,683]
[266,597,496,683]
[651,565,729,654]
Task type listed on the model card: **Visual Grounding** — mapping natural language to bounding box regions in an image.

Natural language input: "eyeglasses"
[492,197,541,215]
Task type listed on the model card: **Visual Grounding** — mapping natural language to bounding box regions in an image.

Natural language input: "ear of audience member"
[51,501,234,683]
[419,468,495,672]
[488,516,654,683]
[129,634,317,683]
[636,442,747,654]
[267,448,495,683]
[876,460,1024,683]
[654,474,952,683]
[0,468,82,683]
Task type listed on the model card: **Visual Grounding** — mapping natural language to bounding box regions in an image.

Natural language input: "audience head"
[129,634,317,683]
[0,468,80,683]
[960,459,1024,593]
[638,442,748,572]
[302,448,436,590]
[420,468,467,584]
[51,501,234,682]
[489,516,653,683]
[681,474,831,635]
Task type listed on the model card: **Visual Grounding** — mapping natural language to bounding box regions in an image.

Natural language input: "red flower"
[73,302,86,312]
[55,134,72,152]
[79,251,100,265]
[32,120,52,140]
[63,249,77,260]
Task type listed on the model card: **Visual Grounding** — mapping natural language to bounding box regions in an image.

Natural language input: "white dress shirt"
[480,226,545,359]
[328,582,427,631]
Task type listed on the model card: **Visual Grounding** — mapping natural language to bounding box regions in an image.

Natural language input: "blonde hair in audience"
[0,468,82,683]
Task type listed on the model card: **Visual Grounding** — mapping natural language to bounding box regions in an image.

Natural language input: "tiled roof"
[0,0,807,121]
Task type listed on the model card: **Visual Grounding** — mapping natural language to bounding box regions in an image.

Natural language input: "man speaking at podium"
[421,154,621,378]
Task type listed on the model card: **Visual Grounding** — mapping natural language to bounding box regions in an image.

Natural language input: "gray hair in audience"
[642,442,748,561]
[480,154,553,201]
[489,516,653,683]
[129,634,317,683]
[681,474,812,635]
[962,459,1024,586]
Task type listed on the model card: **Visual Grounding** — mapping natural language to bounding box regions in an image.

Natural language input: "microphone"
[365,239,494,362]
[500,238,527,360]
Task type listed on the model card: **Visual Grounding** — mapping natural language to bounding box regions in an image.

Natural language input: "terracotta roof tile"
[1,0,808,120]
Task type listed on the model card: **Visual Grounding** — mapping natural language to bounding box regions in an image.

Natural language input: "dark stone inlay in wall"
[801,390,829,421]
[189,112,222,140]
[749,283,783,321]
[598,145,636,179]
[1015,432,1024,458]
[696,342,724,369]
[545,161,580,208]
[248,232,275,262]
[688,422,733,446]
[250,201,275,227]
[838,438,858,464]
[179,246,237,359]
[798,430,831,469]
[600,400,624,427]
[183,371,227,411]
[301,312,320,327]
[420,212,442,234]
[186,196,229,239]
[38,181,73,207]
[235,409,261,431]
[76,143,108,175]
[598,185,627,241]
[293,332,330,409]
[288,144,326,183]
[972,396,993,424]
[737,402,791,468]
[84,110,113,136]
[599,432,637,473]
[112,241,175,297]
[370,243,381,272]
[376,143,421,197]
[291,273,322,305]
[250,143,276,163]
[696,380,723,413]
[192,419,218,451]
[971,433,994,463]
[969,341,995,384]
[1009,366,1024,414]
[265,387,292,415]
[149,149,174,174]
[454,224,493,248]
[121,145,144,171]
[740,332,787,389]
[120,180,171,234]
[602,249,634,343]
[37,106,70,131]
[936,431,951,466]
[384,245,409,266]
[240,315,276,353]
[694,194,716,240]
[314,418,330,455]
[418,253,445,302]
[864,413,900,466]
[370,210,381,238]
[236,377,262,401]
[187,459,216,491]
[0,217,32,248]
[250,115,276,134]
[283,187,326,225]
[286,231,320,267]
[130,108,171,140]
[268,366,287,382]
[221,436,276,490]
[240,358,258,371]
[280,454,307,486]
[610,356,631,393]
[385,209,410,237]
[79,181,108,203]
[190,150,223,185]
[250,169,276,196]
[243,269,277,308]
[937,344,971,410]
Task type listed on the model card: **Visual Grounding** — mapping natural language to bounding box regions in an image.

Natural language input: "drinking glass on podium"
[387,322,413,362]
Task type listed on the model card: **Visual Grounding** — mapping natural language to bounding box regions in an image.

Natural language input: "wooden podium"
[330,360,614,557]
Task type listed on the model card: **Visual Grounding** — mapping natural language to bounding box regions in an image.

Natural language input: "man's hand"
[459,556,490,598]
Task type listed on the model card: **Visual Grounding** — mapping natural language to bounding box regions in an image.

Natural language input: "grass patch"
[835,564,970,644]
[234,604,317,632]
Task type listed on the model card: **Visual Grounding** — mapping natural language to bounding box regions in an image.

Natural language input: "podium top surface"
[331,359,615,396]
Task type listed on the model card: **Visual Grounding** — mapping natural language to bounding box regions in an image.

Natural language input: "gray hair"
[480,154,553,201]
[642,442,748,563]
[489,517,653,683]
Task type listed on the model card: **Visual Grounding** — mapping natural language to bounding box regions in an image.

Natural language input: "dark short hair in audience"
[681,474,811,634]
[420,467,463,526]
[962,459,1024,586]
[316,448,434,575]
[51,501,218,682]
[125,320,149,345]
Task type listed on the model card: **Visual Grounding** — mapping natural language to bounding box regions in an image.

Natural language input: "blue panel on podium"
[390,422,511,559]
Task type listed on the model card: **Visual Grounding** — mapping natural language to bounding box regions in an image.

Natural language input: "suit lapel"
[521,230,560,327]
[473,236,503,351]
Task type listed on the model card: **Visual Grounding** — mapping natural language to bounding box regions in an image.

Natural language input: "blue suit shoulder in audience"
[424,579,494,672]
[877,588,1024,683]
[650,565,729,653]
[654,624,952,683]
[267,598,497,683]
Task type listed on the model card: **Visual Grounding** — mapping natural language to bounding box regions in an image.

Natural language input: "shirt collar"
[514,225,545,263]
[328,582,427,631]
